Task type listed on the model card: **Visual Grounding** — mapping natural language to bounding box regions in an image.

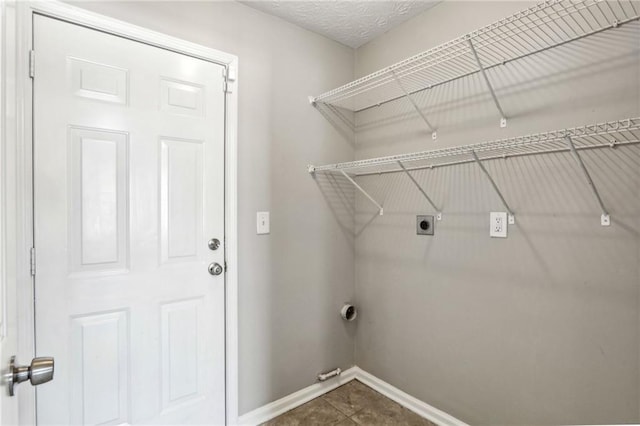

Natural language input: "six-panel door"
[33,15,226,425]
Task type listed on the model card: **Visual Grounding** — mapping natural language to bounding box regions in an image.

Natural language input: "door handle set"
[6,356,54,396]
[208,237,223,276]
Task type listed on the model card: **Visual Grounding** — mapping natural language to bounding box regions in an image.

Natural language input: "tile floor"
[262,380,436,425]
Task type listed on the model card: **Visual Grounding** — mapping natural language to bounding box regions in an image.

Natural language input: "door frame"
[4,1,240,424]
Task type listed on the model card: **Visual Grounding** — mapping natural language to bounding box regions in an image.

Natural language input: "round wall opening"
[341,304,357,321]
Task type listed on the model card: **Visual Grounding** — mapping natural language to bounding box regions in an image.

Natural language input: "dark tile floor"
[262,380,436,426]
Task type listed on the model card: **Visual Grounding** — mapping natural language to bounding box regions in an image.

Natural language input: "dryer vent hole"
[341,304,357,321]
[345,306,355,319]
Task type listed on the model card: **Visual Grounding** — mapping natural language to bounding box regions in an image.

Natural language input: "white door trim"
[7,2,239,424]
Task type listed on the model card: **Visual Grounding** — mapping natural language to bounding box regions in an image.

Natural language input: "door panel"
[69,127,129,273]
[33,15,226,425]
[69,310,129,425]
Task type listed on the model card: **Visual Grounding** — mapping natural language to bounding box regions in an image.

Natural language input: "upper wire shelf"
[311,0,639,116]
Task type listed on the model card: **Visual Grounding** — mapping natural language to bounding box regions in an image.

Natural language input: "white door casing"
[1,0,41,423]
[32,14,228,425]
[0,1,21,424]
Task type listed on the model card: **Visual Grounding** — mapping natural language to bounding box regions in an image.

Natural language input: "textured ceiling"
[239,1,441,48]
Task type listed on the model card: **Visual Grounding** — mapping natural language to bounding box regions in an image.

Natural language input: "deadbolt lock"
[208,238,221,251]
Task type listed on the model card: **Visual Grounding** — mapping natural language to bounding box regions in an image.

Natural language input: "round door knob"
[7,356,55,396]
[208,262,223,276]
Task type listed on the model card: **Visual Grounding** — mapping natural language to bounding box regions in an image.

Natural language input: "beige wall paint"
[68,1,356,415]
[353,1,640,424]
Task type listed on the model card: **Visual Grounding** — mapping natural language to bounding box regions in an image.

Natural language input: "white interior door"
[33,15,226,425]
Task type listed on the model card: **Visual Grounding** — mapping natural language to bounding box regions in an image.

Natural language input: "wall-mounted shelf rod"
[397,161,441,220]
[467,38,507,128]
[340,170,384,216]
[565,136,610,226]
[471,150,515,223]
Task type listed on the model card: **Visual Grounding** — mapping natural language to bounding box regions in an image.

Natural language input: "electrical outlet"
[417,215,434,236]
[490,212,508,238]
[257,211,270,234]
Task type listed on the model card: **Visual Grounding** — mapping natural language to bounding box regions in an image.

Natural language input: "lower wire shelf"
[308,117,640,225]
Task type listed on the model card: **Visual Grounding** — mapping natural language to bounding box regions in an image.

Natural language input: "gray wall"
[68,1,356,415]
[59,1,640,423]
[353,1,640,424]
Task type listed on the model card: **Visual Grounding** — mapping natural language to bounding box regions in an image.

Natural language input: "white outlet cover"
[490,212,508,238]
[257,211,270,235]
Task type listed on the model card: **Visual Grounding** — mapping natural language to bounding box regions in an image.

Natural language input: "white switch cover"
[257,211,270,234]
[490,212,508,238]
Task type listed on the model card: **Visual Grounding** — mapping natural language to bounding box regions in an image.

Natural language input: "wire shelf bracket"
[467,38,507,128]
[340,170,384,216]
[564,136,610,226]
[471,150,515,224]
[391,70,438,140]
[397,161,442,220]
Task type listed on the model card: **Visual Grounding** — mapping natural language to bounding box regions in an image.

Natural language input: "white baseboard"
[237,367,358,425]
[353,367,468,426]
[236,366,467,426]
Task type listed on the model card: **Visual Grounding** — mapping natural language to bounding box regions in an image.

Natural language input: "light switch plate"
[257,211,270,235]
[490,212,508,238]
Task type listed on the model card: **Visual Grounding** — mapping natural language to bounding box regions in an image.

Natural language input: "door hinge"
[30,247,36,276]
[224,261,228,272]
[29,50,35,79]
[222,65,236,94]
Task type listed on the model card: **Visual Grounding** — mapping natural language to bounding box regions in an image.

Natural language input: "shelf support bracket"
[564,136,610,226]
[471,150,515,224]
[397,161,441,220]
[391,70,437,140]
[467,38,507,128]
[340,170,384,216]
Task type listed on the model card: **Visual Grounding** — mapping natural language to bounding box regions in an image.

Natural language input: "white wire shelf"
[311,0,639,116]
[308,118,640,224]
[309,118,640,175]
